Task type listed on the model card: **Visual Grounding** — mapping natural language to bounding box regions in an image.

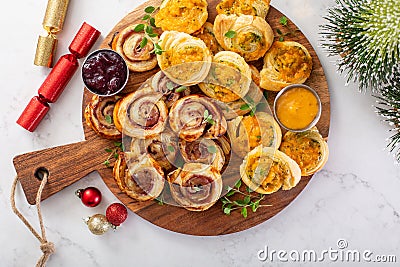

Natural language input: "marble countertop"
[1,0,399,266]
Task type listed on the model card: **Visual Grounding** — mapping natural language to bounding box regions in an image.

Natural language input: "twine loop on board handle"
[10,169,55,267]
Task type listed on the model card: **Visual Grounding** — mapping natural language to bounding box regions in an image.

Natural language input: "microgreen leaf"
[166,81,175,90]
[234,179,242,189]
[226,190,235,197]
[276,29,282,35]
[175,85,187,93]
[279,36,284,42]
[279,16,288,26]
[224,207,232,215]
[150,17,156,27]
[241,207,248,218]
[240,103,250,110]
[105,114,113,124]
[225,30,237,38]
[140,37,148,48]
[243,196,251,205]
[105,148,113,153]
[145,6,155,13]
[104,160,110,167]
[203,109,209,120]
[134,24,145,32]
[148,32,158,38]
[142,14,150,20]
[145,25,154,34]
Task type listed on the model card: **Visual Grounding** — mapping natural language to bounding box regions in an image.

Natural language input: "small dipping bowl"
[273,84,321,132]
[82,49,129,96]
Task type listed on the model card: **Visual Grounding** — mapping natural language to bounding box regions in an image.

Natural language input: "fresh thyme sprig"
[104,141,124,167]
[276,16,300,41]
[221,179,271,218]
[133,5,163,55]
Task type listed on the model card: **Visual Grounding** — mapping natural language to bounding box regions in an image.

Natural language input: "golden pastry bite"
[227,112,281,158]
[157,31,212,86]
[114,24,158,72]
[116,87,168,139]
[215,82,263,120]
[199,51,251,102]
[213,14,274,61]
[279,127,329,176]
[154,0,208,34]
[168,95,227,142]
[192,22,223,55]
[84,95,122,139]
[216,0,271,19]
[249,64,261,87]
[260,41,313,91]
[167,163,223,211]
[113,153,165,201]
[240,145,301,194]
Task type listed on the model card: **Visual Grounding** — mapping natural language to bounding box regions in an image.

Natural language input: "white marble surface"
[1,0,399,266]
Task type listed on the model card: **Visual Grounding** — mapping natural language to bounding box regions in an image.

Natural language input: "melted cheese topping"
[161,45,205,70]
[242,116,261,149]
[217,0,257,16]
[280,134,322,174]
[270,42,312,82]
[236,32,263,51]
[155,0,208,34]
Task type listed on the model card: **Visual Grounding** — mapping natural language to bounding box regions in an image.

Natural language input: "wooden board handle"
[13,138,113,205]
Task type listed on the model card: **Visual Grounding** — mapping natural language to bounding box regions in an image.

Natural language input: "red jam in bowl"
[82,49,128,96]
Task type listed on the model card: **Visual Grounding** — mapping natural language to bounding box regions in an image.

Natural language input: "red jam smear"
[82,50,128,95]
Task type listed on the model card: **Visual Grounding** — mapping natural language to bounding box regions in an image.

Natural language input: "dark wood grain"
[13,0,330,235]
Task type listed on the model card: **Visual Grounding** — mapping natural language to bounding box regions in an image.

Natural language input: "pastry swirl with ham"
[216,0,271,19]
[113,153,165,201]
[214,14,274,61]
[199,51,251,102]
[114,24,158,72]
[167,163,223,211]
[169,95,227,142]
[84,95,122,139]
[179,136,230,171]
[116,87,168,138]
[240,145,301,194]
[155,0,208,34]
[157,31,212,86]
[127,130,179,172]
[260,41,312,91]
[150,71,191,108]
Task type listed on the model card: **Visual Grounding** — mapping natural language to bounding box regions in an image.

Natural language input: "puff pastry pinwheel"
[127,130,179,172]
[216,0,271,19]
[114,24,158,72]
[214,14,273,61]
[169,95,227,142]
[228,112,281,157]
[113,153,165,201]
[179,136,230,171]
[150,71,191,108]
[240,145,301,194]
[155,0,208,34]
[157,31,212,86]
[167,163,223,211]
[84,95,122,139]
[192,22,223,55]
[260,41,313,91]
[215,81,263,120]
[199,51,251,102]
[116,87,168,138]
[279,127,329,176]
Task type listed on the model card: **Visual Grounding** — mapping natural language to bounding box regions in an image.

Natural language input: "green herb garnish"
[225,30,237,38]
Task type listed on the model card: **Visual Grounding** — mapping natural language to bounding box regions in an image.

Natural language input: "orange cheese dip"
[276,87,319,130]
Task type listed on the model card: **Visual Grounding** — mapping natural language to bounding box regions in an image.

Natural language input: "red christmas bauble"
[76,187,102,207]
[106,203,128,226]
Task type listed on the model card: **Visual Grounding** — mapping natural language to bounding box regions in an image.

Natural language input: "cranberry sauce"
[82,49,128,96]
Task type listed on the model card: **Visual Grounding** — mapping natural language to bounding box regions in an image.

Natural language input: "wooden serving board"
[13,0,330,236]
